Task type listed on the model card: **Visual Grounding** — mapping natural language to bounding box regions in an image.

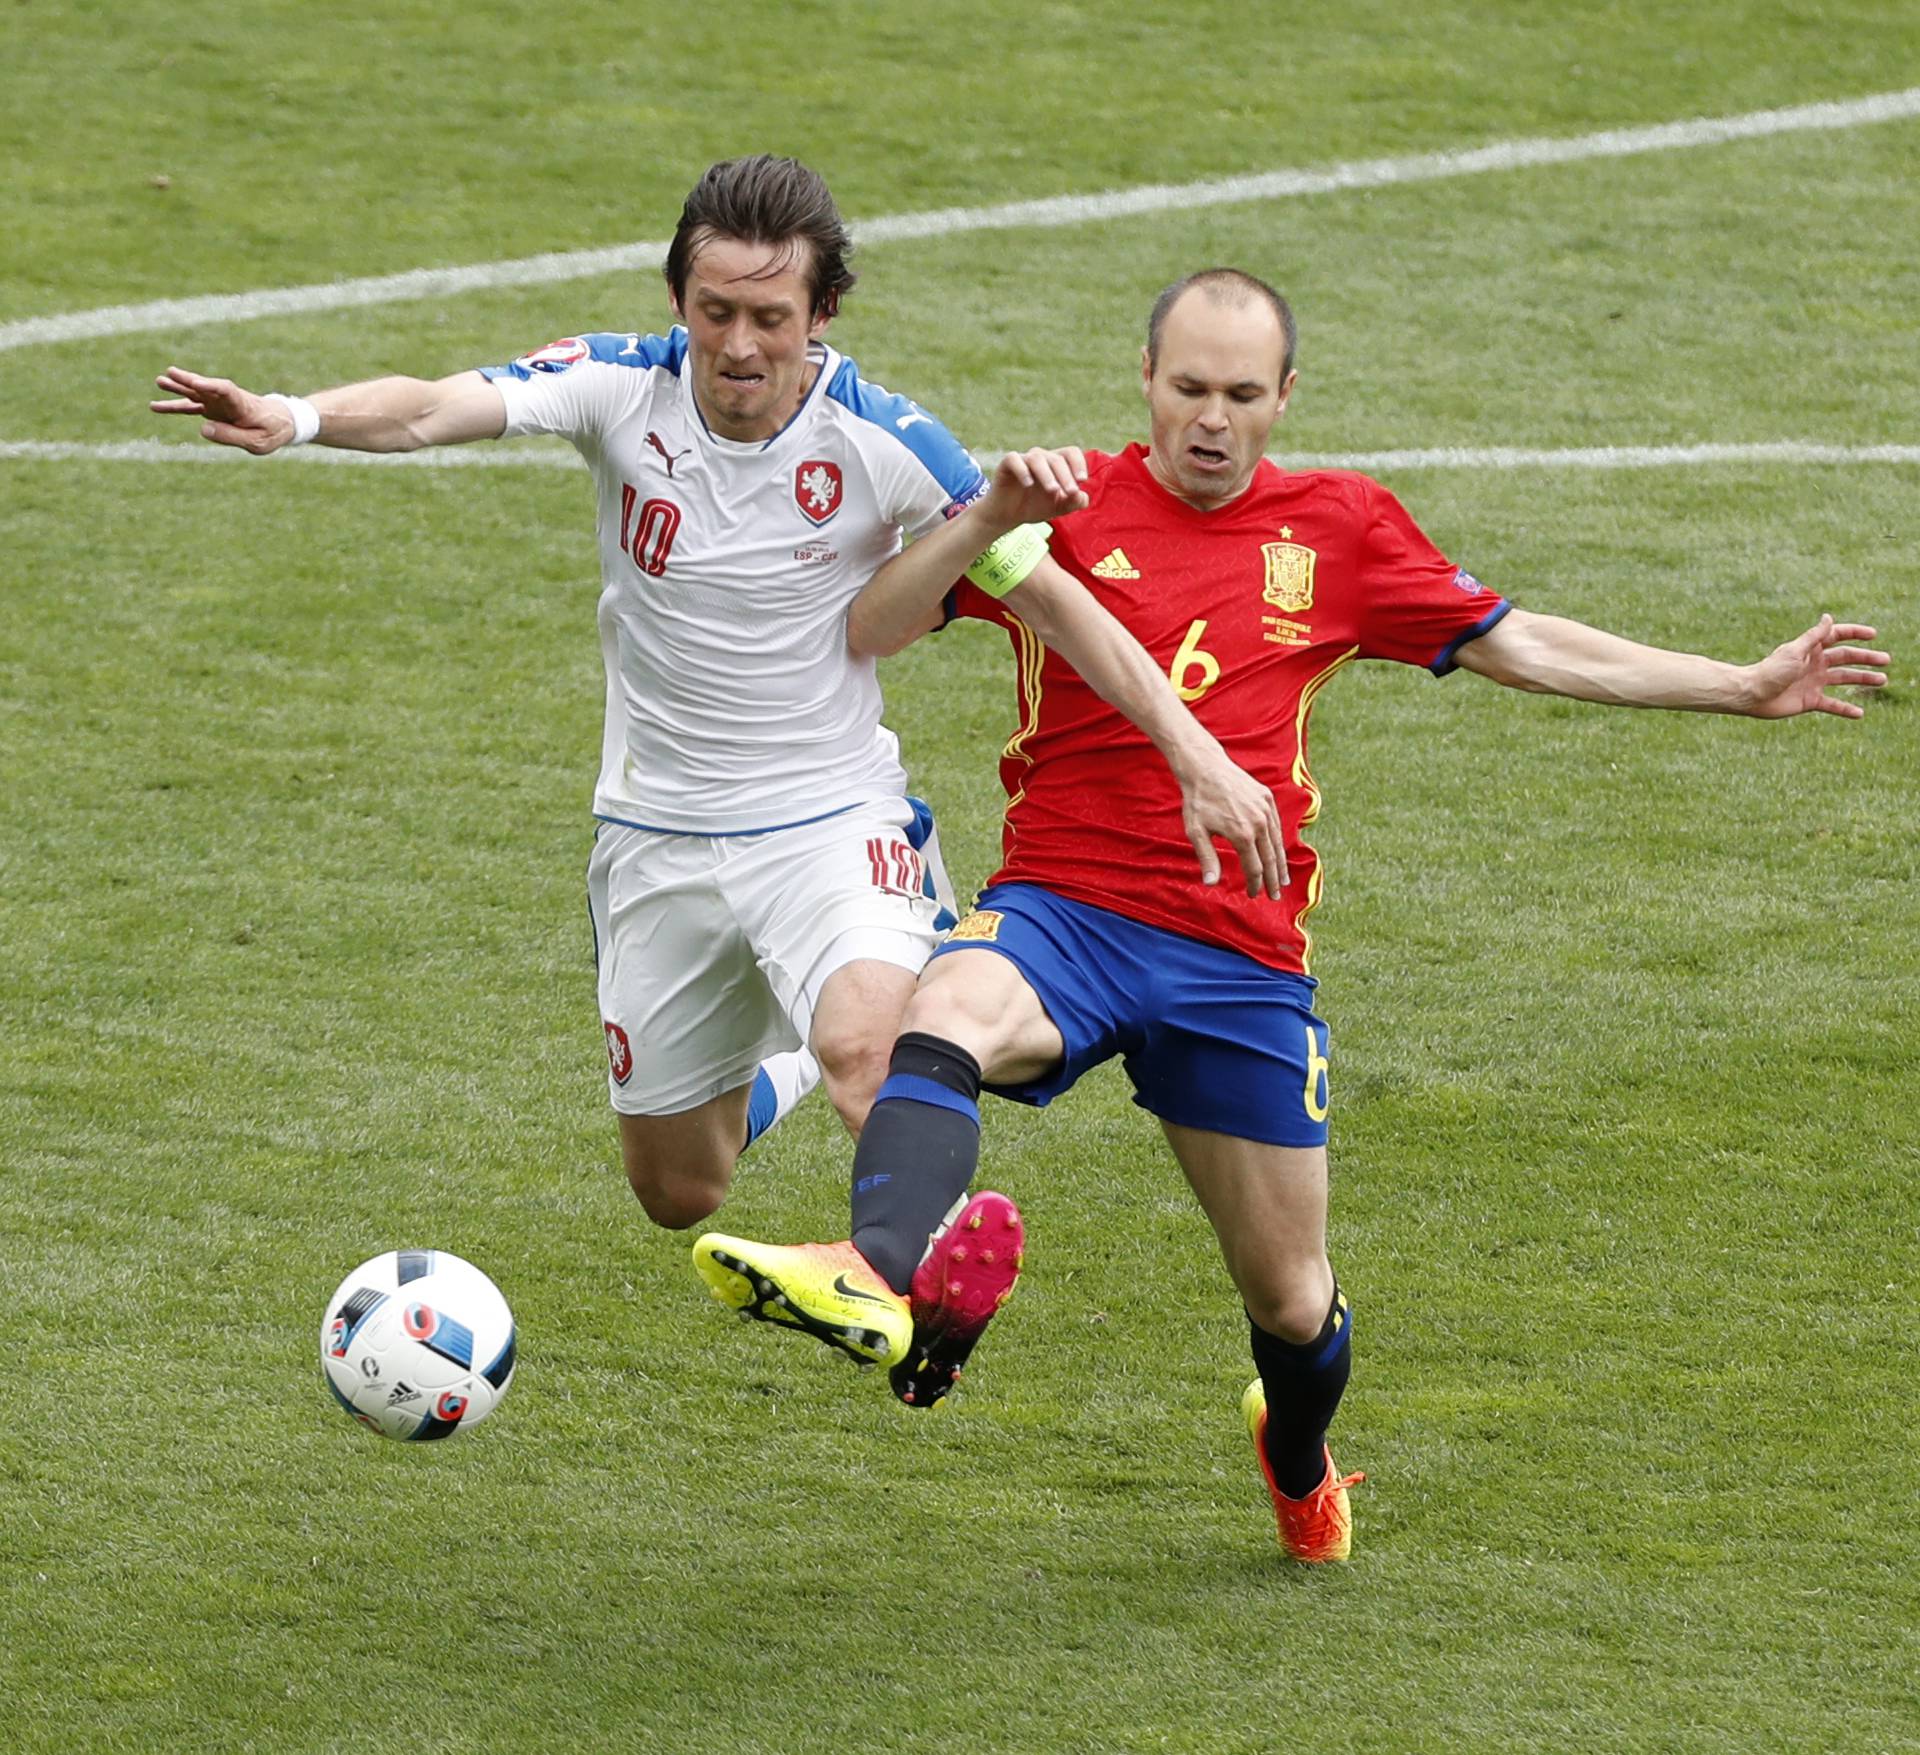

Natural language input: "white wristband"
[263,393,321,446]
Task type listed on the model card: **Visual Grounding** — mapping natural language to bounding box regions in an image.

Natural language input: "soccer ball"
[319,1249,517,1440]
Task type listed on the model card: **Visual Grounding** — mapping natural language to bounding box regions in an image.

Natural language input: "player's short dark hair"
[1146,269,1296,380]
[665,155,857,319]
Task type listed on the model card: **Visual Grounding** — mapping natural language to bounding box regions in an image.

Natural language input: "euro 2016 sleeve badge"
[513,336,592,374]
[1261,539,1317,614]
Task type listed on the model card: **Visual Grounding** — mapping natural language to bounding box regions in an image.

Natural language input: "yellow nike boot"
[693,1235,911,1366]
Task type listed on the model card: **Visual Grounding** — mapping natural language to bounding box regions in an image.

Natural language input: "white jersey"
[480,330,985,834]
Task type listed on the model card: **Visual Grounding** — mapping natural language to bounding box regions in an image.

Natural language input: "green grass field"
[4,4,1918,1750]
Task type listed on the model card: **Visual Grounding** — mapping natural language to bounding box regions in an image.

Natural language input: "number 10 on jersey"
[619,483,681,578]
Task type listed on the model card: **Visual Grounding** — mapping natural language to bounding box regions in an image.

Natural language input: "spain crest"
[794,459,843,525]
[1262,540,1316,613]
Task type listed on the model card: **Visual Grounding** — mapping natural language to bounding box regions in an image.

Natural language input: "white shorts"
[585,797,956,1116]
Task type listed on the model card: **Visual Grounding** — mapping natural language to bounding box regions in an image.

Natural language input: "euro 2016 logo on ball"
[319,1250,516,1440]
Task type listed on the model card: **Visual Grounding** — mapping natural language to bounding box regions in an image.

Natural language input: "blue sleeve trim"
[479,329,687,382]
[1431,599,1514,676]
[824,356,986,505]
[874,1073,981,1126]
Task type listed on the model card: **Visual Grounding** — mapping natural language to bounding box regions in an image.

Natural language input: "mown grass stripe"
[2,87,1915,354]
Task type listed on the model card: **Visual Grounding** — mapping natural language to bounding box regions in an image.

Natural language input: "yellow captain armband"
[964,522,1050,598]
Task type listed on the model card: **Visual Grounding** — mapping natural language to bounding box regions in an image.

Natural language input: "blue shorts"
[930,884,1331,1148]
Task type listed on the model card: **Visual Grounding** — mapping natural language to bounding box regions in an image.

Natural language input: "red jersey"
[949,444,1509,974]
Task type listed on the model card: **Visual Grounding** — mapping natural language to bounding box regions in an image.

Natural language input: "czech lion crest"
[794,460,843,525]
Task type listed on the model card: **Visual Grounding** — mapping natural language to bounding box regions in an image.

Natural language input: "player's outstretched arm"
[1455,608,1890,718]
[847,447,1090,657]
[1005,560,1286,897]
[151,368,507,454]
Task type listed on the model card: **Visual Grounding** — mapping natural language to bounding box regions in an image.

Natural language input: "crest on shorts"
[946,910,1003,943]
[1262,540,1317,614]
[604,1020,633,1085]
[794,460,843,525]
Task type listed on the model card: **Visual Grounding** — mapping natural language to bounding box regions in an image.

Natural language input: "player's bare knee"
[619,1139,733,1230]
[900,984,968,1043]
[811,1019,890,1122]
[624,1165,728,1231]
[816,1050,889,1135]
[1243,1261,1336,1343]
[900,976,1002,1065]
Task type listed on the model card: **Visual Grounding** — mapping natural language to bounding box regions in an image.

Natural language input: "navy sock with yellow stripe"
[1249,1284,1352,1498]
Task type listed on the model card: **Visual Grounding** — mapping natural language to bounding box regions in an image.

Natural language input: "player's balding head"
[666,155,857,321]
[1146,270,1295,382]
[1138,269,1297,507]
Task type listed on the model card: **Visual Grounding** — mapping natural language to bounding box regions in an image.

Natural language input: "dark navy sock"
[1249,1284,1352,1498]
[850,1032,983,1294]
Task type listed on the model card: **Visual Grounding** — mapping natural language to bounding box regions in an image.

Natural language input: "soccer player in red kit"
[694,269,1889,1561]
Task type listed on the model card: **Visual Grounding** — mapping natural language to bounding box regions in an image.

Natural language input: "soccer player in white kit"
[152,155,1282,1232]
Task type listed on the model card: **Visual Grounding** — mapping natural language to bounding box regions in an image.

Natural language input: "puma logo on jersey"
[646,431,691,476]
[1090,548,1140,580]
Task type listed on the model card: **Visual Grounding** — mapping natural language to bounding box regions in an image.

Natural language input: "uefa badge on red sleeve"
[794,460,843,525]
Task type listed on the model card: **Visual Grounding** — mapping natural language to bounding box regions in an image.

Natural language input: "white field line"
[4,439,1917,471]
[3,87,1917,355]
